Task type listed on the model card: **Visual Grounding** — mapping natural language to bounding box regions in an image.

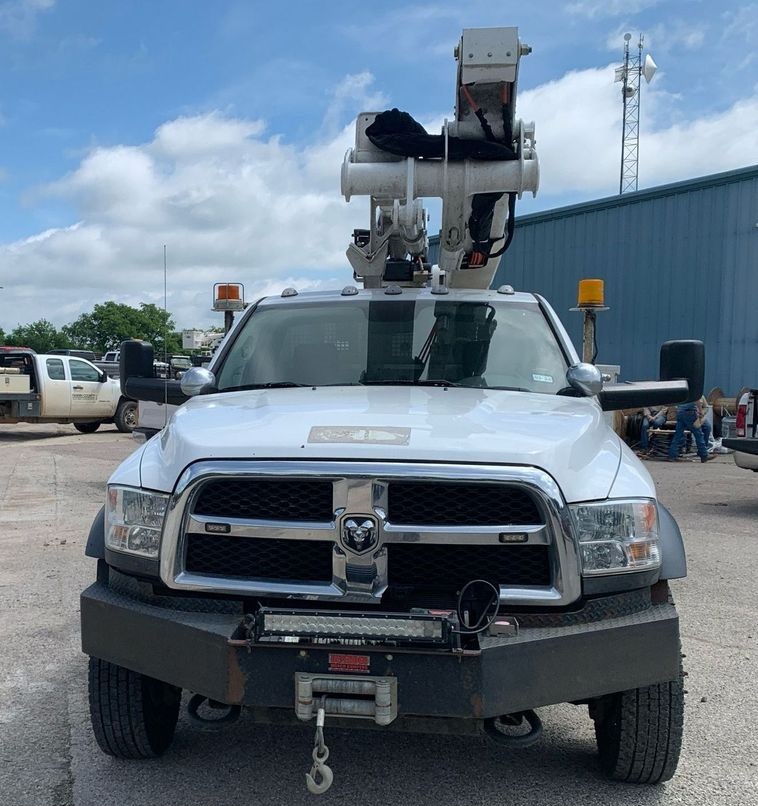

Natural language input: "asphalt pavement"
[0,423,756,805]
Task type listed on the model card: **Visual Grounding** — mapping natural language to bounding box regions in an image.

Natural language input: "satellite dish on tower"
[643,53,657,83]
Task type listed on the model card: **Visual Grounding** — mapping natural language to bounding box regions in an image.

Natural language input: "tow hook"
[305,698,334,795]
[483,709,543,747]
[294,673,398,794]
[186,694,241,729]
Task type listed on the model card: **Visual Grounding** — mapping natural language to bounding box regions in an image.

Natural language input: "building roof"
[514,163,758,226]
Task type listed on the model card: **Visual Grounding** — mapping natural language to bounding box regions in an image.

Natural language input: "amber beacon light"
[571,279,609,364]
[577,279,605,308]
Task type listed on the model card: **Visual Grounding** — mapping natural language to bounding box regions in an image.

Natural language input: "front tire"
[591,670,684,784]
[114,400,138,433]
[88,657,181,758]
[74,422,100,434]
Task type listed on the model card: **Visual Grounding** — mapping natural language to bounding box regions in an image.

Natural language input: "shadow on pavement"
[0,427,119,442]
[73,705,672,806]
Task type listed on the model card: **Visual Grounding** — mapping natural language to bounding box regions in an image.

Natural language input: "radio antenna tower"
[615,33,657,194]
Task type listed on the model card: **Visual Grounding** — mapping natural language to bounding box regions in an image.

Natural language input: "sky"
[0,0,756,331]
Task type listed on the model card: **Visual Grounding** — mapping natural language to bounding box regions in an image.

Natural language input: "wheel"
[88,657,181,759]
[74,422,100,434]
[591,669,684,784]
[115,400,138,433]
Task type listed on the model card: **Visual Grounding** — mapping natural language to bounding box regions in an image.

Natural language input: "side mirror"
[180,367,216,397]
[566,363,603,396]
[660,340,704,403]
[100,370,108,382]
[120,339,155,387]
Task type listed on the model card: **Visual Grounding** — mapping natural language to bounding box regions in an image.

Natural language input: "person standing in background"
[693,395,712,447]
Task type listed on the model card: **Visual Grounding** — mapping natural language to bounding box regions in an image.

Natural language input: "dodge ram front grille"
[386,544,551,590]
[193,479,334,522]
[386,481,542,526]
[185,534,334,581]
[167,461,578,607]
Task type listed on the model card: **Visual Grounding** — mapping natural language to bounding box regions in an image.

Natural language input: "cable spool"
[707,386,737,415]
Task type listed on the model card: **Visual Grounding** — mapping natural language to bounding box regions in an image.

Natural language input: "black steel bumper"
[723,437,758,456]
[81,579,681,720]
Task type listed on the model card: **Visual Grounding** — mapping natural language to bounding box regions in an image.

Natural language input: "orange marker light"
[577,279,605,308]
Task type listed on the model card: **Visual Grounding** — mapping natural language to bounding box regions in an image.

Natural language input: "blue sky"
[1,0,756,328]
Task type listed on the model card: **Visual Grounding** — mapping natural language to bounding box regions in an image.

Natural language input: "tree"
[6,320,71,353]
[63,301,180,356]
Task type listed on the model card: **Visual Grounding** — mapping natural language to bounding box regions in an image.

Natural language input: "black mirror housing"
[659,340,704,403]
[120,339,155,388]
[123,377,189,406]
[598,380,689,411]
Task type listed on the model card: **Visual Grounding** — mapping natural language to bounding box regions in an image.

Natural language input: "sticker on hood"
[308,426,411,445]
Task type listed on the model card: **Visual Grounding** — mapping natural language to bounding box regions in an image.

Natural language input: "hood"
[137,386,624,503]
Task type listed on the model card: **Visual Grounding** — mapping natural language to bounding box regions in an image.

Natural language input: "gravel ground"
[0,423,756,805]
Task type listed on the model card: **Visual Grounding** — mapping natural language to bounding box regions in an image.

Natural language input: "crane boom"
[341,26,539,291]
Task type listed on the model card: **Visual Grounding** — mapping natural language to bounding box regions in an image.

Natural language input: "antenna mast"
[616,33,657,194]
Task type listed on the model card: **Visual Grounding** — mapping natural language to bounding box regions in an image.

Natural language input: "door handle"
[72,385,84,390]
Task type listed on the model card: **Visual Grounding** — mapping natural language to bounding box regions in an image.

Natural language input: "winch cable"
[461,82,518,268]
[305,696,334,795]
[460,83,497,143]
[453,578,500,634]
[486,193,517,261]
[501,82,514,148]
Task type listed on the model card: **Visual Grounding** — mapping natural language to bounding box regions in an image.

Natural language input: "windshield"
[215,298,569,394]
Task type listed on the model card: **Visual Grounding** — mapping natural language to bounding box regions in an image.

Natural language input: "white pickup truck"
[80,26,702,793]
[723,389,758,470]
[96,349,170,385]
[0,348,137,433]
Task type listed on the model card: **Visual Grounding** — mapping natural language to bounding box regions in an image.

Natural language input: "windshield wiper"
[362,379,532,392]
[361,379,463,387]
[222,382,310,392]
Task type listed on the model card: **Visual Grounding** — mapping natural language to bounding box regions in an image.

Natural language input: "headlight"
[570,499,660,575]
[105,485,169,558]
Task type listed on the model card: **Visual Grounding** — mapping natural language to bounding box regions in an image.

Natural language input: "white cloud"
[2,64,757,332]
[567,0,663,18]
[604,20,707,53]
[517,64,758,198]
[0,0,55,39]
[0,111,365,329]
[321,72,388,137]
[721,4,758,71]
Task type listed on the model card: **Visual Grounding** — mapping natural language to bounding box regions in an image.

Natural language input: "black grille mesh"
[387,481,542,526]
[387,544,550,590]
[185,535,333,581]
[193,479,333,522]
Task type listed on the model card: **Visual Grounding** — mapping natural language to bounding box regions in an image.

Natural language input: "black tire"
[592,670,684,784]
[88,657,181,759]
[115,399,138,433]
[74,421,100,434]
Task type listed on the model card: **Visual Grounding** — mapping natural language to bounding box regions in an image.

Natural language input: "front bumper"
[81,579,681,720]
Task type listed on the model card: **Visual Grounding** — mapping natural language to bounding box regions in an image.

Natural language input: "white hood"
[134,386,632,503]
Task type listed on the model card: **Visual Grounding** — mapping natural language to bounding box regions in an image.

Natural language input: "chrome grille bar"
[160,461,580,606]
